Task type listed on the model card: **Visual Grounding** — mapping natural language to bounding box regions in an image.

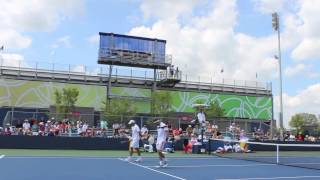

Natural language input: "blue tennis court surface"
[1,155,320,180]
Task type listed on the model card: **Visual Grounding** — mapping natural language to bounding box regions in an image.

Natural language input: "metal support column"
[107,65,113,105]
[151,68,157,115]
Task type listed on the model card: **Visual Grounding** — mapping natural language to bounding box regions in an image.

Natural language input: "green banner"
[0,79,272,119]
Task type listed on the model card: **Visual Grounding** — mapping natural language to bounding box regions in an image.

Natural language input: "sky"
[0,0,319,128]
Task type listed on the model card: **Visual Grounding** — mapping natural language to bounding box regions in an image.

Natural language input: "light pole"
[272,12,284,140]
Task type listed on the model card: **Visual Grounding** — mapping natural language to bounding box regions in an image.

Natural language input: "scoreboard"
[98,32,171,69]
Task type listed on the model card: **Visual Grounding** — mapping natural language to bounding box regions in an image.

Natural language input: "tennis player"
[125,120,142,162]
[156,122,169,167]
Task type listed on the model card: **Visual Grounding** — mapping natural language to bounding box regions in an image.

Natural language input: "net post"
[276,144,279,164]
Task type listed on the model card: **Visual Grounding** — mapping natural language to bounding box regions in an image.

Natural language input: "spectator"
[39,122,45,135]
[239,130,246,140]
[193,125,200,135]
[296,132,305,141]
[4,127,12,136]
[141,125,149,139]
[183,138,192,154]
[112,123,120,136]
[197,109,207,127]
[82,122,88,136]
[213,130,222,139]
[16,120,23,129]
[169,65,174,77]
[77,121,82,135]
[31,121,39,136]
[48,129,55,136]
[190,134,199,145]
[186,125,193,137]
[100,120,108,130]
[229,123,236,133]
[144,134,155,153]
[22,119,30,135]
[206,123,213,133]
[45,120,50,134]
[17,128,23,136]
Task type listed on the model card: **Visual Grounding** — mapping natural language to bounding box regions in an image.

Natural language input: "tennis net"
[209,138,320,170]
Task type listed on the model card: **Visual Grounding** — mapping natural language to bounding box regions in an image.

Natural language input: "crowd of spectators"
[1,119,319,144]
[0,118,105,137]
[283,131,318,142]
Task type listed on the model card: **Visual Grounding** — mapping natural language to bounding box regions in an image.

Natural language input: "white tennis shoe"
[134,157,142,163]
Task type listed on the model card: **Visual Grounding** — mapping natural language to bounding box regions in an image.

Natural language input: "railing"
[158,69,182,81]
[0,58,272,91]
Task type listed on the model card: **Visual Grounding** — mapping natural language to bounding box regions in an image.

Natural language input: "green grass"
[0,149,211,157]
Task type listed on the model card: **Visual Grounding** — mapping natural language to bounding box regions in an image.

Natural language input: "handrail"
[0,58,272,91]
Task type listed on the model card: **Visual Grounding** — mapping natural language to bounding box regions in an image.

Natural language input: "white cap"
[128,120,135,125]
[188,125,192,127]
[160,122,167,128]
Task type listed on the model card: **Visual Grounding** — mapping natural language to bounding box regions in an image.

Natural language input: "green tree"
[54,87,79,118]
[102,98,137,125]
[205,100,225,118]
[151,91,172,116]
[289,113,319,132]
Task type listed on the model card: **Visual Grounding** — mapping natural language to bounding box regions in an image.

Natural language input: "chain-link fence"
[2,111,271,136]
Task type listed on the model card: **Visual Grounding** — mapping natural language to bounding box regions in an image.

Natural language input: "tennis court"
[1,149,320,180]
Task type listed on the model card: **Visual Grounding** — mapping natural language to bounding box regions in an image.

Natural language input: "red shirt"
[296,134,304,141]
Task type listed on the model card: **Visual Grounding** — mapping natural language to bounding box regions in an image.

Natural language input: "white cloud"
[253,0,320,61]
[292,38,320,60]
[0,0,85,49]
[87,34,99,45]
[306,72,320,78]
[140,0,200,20]
[274,83,320,128]
[284,63,308,77]
[0,29,32,49]
[289,0,320,61]
[0,53,29,67]
[129,0,278,82]
[253,0,285,14]
[0,0,85,32]
[51,36,72,49]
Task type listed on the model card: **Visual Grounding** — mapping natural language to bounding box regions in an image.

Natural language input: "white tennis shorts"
[156,141,166,151]
[130,139,140,148]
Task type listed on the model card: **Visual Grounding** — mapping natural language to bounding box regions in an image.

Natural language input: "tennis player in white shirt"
[125,120,142,162]
[156,122,169,167]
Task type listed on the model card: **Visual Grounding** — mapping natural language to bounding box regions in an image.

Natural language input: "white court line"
[6,156,226,160]
[230,157,320,159]
[118,158,186,180]
[216,176,320,180]
[4,156,223,160]
[287,162,320,165]
[0,155,5,159]
[146,163,276,168]
[4,156,121,160]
